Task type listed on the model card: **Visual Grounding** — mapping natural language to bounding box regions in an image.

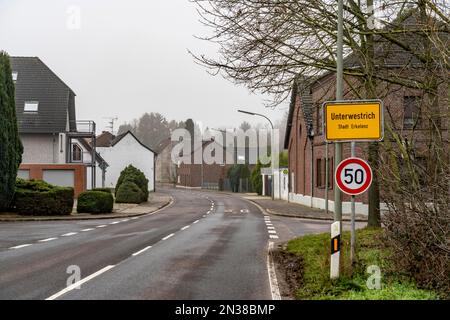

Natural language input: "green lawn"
[284,228,438,300]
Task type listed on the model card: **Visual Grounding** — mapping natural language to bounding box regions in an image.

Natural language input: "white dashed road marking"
[181,225,190,231]
[61,232,77,237]
[38,237,57,242]
[81,228,94,232]
[96,225,107,228]
[46,265,115,300]
[9,244,32,250]
[132,246,152,256]
[193,220,200,224]
[269,235,279,239]
[268,230,277,234]
[110,221,120,225]
[162,233,174,241]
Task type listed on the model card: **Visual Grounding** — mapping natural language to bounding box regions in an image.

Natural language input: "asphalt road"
[0,188,271,300]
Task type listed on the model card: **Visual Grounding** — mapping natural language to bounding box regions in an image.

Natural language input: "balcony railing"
[67,120,96,137]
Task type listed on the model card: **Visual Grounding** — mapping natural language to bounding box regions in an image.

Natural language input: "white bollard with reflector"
[330,221,341,279]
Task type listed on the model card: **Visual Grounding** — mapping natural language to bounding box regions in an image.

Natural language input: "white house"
[96,131,156,191]
[11,56,107,196]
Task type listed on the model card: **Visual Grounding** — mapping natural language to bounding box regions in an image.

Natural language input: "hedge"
[14,179,74,216]
[115,180,144,204]
[77,190,114,214]
[92,187,113,194]
[115,165,149,202]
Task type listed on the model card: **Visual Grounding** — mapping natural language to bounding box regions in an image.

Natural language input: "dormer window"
[24,101,39,112]
[12,71,18,82]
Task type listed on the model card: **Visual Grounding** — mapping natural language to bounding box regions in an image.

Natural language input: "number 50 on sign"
[335,157,373,195]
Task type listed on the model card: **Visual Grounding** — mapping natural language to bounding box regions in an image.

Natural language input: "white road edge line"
[267,241,281,300]
[45,265,115,300]
[181,225,190,231]
[162,233,175,241]
[132,246,152,256]
[38,237,57,242]
[9,244,32,250]
[61,232,78,237]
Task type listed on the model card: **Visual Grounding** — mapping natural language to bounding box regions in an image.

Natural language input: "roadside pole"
[332,0,344,279]
[350,141,356,265]
[334,0,344,224]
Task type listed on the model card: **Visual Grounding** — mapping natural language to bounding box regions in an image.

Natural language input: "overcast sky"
[0,0,288,133]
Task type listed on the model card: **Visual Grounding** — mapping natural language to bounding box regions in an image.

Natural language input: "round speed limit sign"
[335,157,373,195]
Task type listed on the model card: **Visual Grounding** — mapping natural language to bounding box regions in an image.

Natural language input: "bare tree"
[190,0,449,227]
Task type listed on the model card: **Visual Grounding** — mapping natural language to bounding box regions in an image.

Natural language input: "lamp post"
[237,109,275,200]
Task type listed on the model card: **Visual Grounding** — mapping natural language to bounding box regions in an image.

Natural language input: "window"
[24,101,38,112]
[12,72,18,82]
[71,144,82,162]
[316,157,333,188]
[403,96,421,129]
[316,158,325,187]
[316,104,323,135]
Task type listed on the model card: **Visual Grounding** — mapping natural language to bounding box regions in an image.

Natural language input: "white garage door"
[17,170,30,180]
[43,170,75,187]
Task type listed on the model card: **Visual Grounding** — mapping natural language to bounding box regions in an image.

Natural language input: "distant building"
[154,138,177,184]
[177,139,232,190]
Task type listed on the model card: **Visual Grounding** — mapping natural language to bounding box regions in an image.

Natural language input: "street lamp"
[237,109,275,200]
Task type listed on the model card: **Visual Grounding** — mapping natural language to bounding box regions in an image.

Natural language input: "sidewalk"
[242,195,368,222]
[0,192,172,222]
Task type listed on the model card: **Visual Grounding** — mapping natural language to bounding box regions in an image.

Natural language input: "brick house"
[284,12,448,214]
[177,139,233,190]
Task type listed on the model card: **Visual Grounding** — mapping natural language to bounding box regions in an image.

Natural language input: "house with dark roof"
[10,56,107,195]
[284,9,448,215]
[95,131,156,192]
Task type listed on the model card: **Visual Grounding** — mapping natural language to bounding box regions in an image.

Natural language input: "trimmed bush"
[92,187,113,194]
[14,179,74,216]
[115,165,149,202]
[77,191,114,214]
[115,180,144,204]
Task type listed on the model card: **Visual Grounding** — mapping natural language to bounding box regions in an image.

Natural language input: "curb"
[246,198,368,222]
[0,196,174,222]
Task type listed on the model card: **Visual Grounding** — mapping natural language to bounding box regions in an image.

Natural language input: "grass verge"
[276,228,438,300]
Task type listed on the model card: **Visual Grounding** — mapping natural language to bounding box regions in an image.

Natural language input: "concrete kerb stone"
[0,194,173,222]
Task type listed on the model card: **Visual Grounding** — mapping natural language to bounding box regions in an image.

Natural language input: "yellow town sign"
[323,100,384,142]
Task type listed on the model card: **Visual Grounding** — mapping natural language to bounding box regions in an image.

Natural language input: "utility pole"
[330,0,344,280]
[238,109,275,200]
[335,0,344,222]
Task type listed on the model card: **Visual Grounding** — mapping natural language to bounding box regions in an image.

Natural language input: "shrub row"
[14,179,74,216]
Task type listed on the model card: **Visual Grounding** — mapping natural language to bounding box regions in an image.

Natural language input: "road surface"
[0,188,270,299]
[0,187,365,300]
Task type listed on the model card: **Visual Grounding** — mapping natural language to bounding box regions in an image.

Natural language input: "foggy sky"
[0,0,288,133]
